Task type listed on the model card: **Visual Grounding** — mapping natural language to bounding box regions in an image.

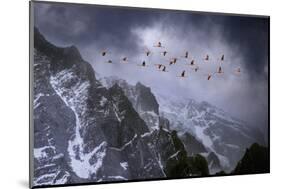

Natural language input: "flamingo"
[235,67,241,74]
[101,50,109,56]
[184,51,189,59]
[154,41,164,48]
[137,61,147,67]
[121,57,128,63]
[192,66,199,72]
[178,70,187,78]
[155,64,164,69]
[161,66,168,72]
[170,58,177,65]
[161,51,168,56]
[216,66,223,74]
[145,50,151,57]
[205,54,209,61]
[189,60,195,66]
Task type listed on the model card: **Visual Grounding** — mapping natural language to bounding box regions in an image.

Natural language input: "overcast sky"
[33,2,269,135]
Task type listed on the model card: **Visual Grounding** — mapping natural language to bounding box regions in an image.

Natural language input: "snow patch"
[34,146,55,159]
[194,126,213,150]
[100,96,108,107]
[34,93,45,109]
[50,67,108,179]
[54,171,70,184]
[68,140,107,179]
[120,162,128,170]
[225,143,240,149]
[107,176,128,180]
[168,151,180,160]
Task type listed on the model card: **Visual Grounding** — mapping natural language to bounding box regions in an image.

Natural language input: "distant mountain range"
[32,27,268,187]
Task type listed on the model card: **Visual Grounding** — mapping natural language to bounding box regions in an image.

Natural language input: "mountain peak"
[135,82,159,115]
[109,83,126,98]
[136,81,144,87]
[34,27,83,71]
[62,45,83,62]
[33,28,99,84]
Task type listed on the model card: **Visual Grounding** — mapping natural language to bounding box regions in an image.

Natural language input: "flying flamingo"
[205,54,209,61]
[177,70,187,78]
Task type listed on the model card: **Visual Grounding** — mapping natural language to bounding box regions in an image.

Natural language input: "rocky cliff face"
[99,77,225,174]
[100,77,161,131]
[33,31,84,185]
[32,28,208,187]
[233,143,269,174]
[179,132,207,156]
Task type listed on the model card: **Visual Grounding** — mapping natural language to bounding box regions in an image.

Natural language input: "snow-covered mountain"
[156,94,265,172]
[100,77,265,173]
[32,28,209,187]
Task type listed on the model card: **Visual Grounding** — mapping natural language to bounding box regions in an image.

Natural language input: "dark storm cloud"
[34,2,163,54]
[34,2,268,80]
[218,16,269,80]
[33,1,269,136]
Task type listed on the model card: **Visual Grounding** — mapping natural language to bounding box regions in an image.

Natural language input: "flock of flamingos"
[99,41,241,81]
